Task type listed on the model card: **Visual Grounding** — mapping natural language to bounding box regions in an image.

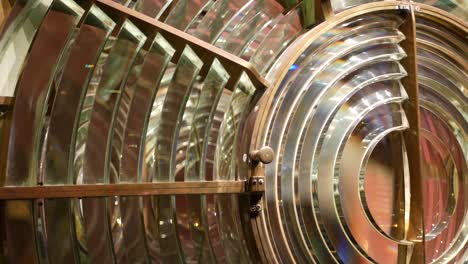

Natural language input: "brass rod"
[399,6,426,263]
[301,0,333,28]
[0,181,247,199]
[0,96,14,107]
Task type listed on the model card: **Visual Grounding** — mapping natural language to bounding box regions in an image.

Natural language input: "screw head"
[255,204,262,212]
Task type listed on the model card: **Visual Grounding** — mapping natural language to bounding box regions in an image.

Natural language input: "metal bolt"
[258,179,264,185]
[252,179,257,185]
[255,204,262,212]
[250,204,262,213]
[249,146,274,164]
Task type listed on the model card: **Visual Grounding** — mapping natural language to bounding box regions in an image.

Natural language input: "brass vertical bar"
[0,0,13,31]
[0,97,13,186]
[0,111,11,186]
[0,97,13,262]
[389,133,407,241]
[320,0,333,20]
[0,97,13,106]
[301,0,333,28]
[399,6,425,263]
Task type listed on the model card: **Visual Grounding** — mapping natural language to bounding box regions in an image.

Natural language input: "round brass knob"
[249,146,274,164]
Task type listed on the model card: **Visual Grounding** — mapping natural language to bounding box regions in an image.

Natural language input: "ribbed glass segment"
[133,0,173,18]
[255,13,414,263]
[4,1,84,262]
[416,16,467,264]
[118,34,175,262]
[42,5,115,263]
[0,0,54,97]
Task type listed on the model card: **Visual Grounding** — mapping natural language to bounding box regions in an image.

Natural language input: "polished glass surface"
[0,0,55,97]
[256,12,416,263]
[165,0,212,31]
[416,16,467,263]
[77,19,146,263]
[154,46,203,262]
[3,0,84,262]
[215,72,257,262]
[250,5,302,74]
[42,5,115,263]
[193,0,251,43]
[182,59,229,262]
[118,34,174,263]
[133,0,172,18]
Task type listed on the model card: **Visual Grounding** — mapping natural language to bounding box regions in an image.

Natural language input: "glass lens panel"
[214,72,256,262]
[256,12,411,263]
[181,59,229,262]
[164,0,213,31]
[133,0,172,18]
[42,5,115,263]
[118,34,174,263]
[3,1,83,262]
[416,17,467,263]
[0,0,53,96]
[76,19,146,263]
[192,0,251,43]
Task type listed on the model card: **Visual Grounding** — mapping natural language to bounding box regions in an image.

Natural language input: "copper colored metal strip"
[0,181,247,199]
[399,6,426,263]
[0,110,11,186]
[0,96,13,107]
[92,0,269,91]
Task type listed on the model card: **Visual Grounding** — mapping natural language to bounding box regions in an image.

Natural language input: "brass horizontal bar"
[93,0,270,91]
[0,181,247,199]
[0,96,14,107]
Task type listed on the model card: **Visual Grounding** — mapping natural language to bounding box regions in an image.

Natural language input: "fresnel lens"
[0,0,465,263]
